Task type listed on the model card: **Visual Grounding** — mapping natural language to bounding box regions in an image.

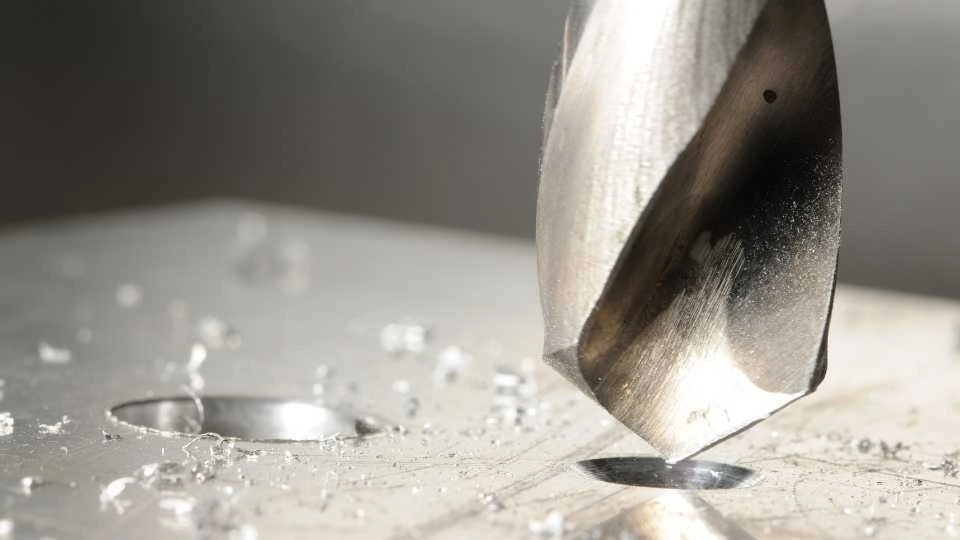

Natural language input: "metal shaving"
[132,435,242,501]
[355,417,384,437]
[315,364,333,379]
[490,363,538,427]
[181,434,235,484]
[0,413,12,437]
[434,346,472,385]
[38,342,72,365]
[187,343,208,392]
[38,415,71,435]
[100,477,137,514]
[197,316,242,350]
[879,441,907,460]
[479,492,505,512]
[19,476,43,495]
[137,461,190,491]
[235,448,265,462]
[158,490,258,539]
[926,452,960,477]
[529,509,568,538]
[379,323,430,355]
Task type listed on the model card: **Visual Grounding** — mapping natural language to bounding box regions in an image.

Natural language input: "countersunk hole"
[574,457,761,490]
[763,89,778,103]
[109,396,358,441]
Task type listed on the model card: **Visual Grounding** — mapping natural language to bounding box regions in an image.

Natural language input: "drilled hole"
[109,396,357,441]
[575,457,761,490]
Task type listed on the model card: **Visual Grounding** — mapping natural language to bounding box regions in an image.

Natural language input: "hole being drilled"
[109,396,358,441]
[574,457,761,490]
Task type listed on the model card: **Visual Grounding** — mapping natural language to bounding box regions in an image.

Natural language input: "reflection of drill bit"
[577,491,756,540]
[537,0,842,462]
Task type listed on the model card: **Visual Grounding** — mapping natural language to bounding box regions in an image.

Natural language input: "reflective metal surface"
[109,396,358,441]
[575,457,760,490]
[537,0,842,461]
[575,492,756,540]
[3,203,960,539]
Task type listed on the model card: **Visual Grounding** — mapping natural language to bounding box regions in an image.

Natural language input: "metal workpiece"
[3,204,960,539]
[537,0,843,461]
[574,491,756,540]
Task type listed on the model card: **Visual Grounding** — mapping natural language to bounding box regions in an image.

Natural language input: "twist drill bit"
[537,0,842,462]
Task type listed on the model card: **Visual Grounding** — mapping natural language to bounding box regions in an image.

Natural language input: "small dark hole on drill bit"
[574,457,761,490]
[763,89,778,103]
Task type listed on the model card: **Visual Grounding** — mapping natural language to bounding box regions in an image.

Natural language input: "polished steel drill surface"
[537,0,843,461]
[3,203,960,539]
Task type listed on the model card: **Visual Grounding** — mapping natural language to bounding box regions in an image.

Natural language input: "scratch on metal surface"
[397,427,626,539]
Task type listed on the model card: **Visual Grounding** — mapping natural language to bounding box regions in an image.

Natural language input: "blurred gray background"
[1,0,957,297]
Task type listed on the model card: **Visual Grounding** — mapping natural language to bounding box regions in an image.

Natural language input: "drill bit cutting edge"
[537,0,842,462]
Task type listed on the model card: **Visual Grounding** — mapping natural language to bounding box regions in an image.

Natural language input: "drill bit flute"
[537,0,842,462]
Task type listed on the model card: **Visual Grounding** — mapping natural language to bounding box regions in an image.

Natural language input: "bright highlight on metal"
[109,396,357,441]
[537,0,842,461]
